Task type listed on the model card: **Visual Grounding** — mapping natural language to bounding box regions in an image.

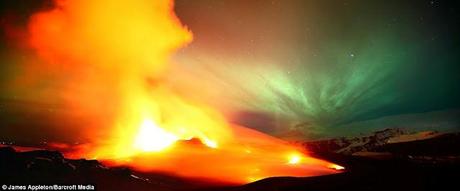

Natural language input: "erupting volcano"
[5,0,343,184]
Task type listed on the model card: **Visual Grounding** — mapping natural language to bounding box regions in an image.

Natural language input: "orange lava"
[25,0,343,184]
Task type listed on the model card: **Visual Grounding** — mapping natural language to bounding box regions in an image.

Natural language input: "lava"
[133,119,178,152]
[19,0,343,184]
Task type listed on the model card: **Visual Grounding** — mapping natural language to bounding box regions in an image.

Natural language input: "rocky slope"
[299,128,453,155]
[0,147,215,191]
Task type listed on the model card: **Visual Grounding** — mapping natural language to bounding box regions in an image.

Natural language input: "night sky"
[1,0,459,143]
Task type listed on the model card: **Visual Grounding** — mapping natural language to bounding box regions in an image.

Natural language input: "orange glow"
[328,164,346,171]
[25,0,343,184]
[288,153,302,164]
[133,119,178,152]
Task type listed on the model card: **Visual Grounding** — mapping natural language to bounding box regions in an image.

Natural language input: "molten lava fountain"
[25,0,342,184]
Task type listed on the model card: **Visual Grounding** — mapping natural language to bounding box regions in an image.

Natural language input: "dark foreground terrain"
[1,129,460,191]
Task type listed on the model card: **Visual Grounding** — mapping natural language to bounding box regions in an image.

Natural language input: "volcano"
[1,0,459,190]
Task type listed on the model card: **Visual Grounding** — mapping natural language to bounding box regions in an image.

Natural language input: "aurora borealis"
[170,0,460,138]
[1,0,460,144]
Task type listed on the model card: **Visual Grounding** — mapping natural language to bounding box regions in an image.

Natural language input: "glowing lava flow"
[133,119,178,152]
[25,0,343,184]
[133,118,218,152]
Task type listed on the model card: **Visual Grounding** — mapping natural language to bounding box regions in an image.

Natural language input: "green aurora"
[171,0,460,138]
